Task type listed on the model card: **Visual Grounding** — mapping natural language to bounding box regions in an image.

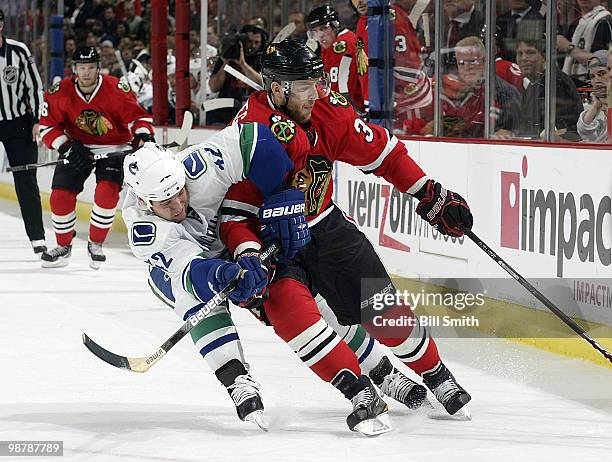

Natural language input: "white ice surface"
[0,202,611,462]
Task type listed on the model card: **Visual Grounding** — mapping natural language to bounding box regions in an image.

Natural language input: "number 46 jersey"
[122,122,293,319]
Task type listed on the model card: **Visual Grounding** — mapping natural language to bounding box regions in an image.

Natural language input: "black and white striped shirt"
[0,36,43,122]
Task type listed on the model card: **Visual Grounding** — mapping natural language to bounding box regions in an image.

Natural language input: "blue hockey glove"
[259,188,311,260]
[189,257,260,304]
[236,249,268,294]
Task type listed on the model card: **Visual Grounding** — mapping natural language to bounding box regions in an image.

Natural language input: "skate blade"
[244,410,269,432]
[353,412,392,437]
[41,259,69,268]
[428,404,472,421]
[89,260,103,270]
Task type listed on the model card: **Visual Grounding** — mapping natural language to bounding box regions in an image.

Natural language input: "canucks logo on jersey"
[132,222,156,246]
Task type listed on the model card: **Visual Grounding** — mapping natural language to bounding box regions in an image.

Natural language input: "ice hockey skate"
[87,241,106,270]
[422,362,471,420]
[333,371,392,436]
[216,359,267,431]
[41,244,72,268]
[369,356,428,409]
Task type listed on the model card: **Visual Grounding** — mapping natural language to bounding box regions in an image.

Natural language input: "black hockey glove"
[131,132,155,149]
[414,179,473,237]
[58,140,94,176]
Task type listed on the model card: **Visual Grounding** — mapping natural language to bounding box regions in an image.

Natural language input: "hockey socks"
[89,180,120,244]
[265,278,361,381]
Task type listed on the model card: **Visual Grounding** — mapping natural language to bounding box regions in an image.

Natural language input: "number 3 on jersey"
[354,118,374,142]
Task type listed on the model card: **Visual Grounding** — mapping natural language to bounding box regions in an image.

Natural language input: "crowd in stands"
[46,1,612,142]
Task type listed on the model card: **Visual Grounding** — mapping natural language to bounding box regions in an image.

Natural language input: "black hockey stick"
[8,111,193,173]
[83,243,279,373]
[464,229,612,364]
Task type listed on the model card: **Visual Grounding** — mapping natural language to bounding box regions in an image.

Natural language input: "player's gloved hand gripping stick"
[7,111,193,173]
[82,243,279,373]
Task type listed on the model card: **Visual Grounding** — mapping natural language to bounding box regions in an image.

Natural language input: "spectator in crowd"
[208,24,267,124]
[124,0,143,37]
[68,0,95,35]
[558,0,612,86]
[577,49,610,142]
[422,36,520,138]
[498,0,544,60]
[101,5,118,36]
[288,11,308,43]
[444,0,485,50]
[207,25,220,50]
[514,38,583,141]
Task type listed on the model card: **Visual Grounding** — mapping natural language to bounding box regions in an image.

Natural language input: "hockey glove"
[259,188,311,260]
[414,179,473,237]
[189,258,260,305]
[58,140,94,176]
[131,132,156,149]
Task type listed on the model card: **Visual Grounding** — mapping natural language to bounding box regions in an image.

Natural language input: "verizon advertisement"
[335,140,612,324]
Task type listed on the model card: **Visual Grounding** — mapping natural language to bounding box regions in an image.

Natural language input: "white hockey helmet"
[123,142,186,208]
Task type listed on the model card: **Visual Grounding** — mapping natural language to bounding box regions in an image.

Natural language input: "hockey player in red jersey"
[306,5,368,114]
[227,40,473,417]
[39,47,154,269]
[391,0,434,134]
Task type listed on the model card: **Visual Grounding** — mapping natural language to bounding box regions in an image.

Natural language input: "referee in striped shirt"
[0,9,46,254]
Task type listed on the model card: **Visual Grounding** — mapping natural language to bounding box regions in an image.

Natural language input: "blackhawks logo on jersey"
[356,38,368,76]
[118,79,131,93]
[333,40,347,54]
[289,155,333,216]
[269,114,296,143]
[75,109,114,136]
[329,91,349,107]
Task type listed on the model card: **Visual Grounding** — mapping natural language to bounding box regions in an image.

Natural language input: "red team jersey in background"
[320,29,368,113]
[221,90,426,253]
[39,75,154,150]
[355,16,369,106]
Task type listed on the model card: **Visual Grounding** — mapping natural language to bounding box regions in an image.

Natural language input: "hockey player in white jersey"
[122,122,392,435]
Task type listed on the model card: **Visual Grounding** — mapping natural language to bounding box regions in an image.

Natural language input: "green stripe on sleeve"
[239,122,257,177]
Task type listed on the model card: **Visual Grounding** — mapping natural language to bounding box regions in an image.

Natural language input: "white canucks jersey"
[122,122,292,319]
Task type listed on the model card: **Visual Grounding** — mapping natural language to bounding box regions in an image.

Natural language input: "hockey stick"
[82,243,279,373]
[7,149,131,172]
[7,112,193,173]
[464,229,612,364]
[271,23,296,43]
[223,64,264,91]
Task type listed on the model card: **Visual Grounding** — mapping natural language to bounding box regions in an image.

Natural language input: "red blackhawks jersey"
[220,90,427,255]
[320,29,368,112]
[39,75,154,150]
[355,16,369,106]
[392,3,432,114]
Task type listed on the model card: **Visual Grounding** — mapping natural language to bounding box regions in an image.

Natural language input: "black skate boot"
[87,241,106,270]
[41,244,72,268]
[333,370,392,436]
[215,359,267,431]
[369,356,428,409]
[422,362,471,417]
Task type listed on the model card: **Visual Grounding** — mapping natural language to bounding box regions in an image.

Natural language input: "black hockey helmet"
[72,46,100,64]
[261,39,325,89]
[306,5,340,30]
